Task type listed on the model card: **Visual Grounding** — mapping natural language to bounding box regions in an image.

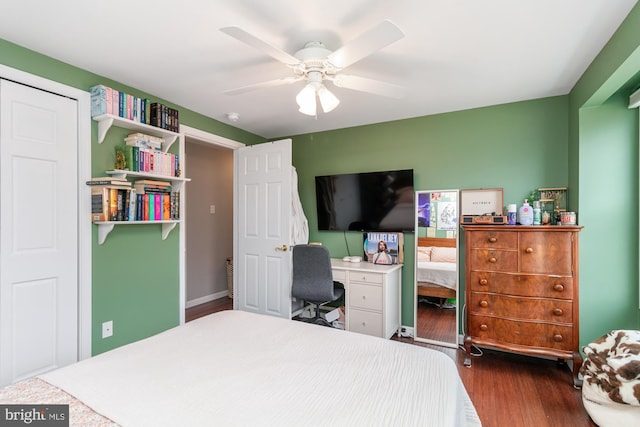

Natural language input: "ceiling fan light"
[296,84,317,116]
[318,85,340,113]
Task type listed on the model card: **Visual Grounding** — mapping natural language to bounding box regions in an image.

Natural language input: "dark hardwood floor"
[186,299,596,427]
[415,298,457,343]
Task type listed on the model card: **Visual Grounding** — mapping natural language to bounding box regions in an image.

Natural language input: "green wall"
[567,3,640,344]
[0,38,262,355]
[292,96,569,326]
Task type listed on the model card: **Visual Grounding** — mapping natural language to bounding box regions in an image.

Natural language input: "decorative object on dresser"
[460,188,507,225]
[462,225,584,387]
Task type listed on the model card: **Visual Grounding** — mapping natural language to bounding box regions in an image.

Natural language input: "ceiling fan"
[220,20,406,116]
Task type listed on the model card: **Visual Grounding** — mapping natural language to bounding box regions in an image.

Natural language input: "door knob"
[275,244,288,251]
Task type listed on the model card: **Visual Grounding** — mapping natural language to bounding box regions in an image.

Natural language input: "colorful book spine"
[163,194,170,220]
[154,194,162,220]
[143,194,150,221]
[128,189,137,221]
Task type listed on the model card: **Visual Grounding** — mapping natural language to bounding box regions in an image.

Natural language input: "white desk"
[331,259,403,339]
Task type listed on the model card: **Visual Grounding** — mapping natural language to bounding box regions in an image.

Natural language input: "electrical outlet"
[209,205,216,214]
[102,320,113,338]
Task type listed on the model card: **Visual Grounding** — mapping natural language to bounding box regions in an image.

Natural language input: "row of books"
[115,144,180,177]
[90,84,179,132]
[91,187,181,222]
[89,178,180,222]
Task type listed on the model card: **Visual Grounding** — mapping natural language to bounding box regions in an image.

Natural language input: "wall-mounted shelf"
[104,170,190,191]
[93,114,179,150]
[95,221,179,245]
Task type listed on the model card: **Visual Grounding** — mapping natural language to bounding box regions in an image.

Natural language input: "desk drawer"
[349,271,383,285]
[332,269,347,282]
[349,309,383,337]
[349,283,383,311]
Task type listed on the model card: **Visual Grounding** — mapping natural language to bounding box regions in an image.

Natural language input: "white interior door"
[234,139,292,319]
[0,79,79,386]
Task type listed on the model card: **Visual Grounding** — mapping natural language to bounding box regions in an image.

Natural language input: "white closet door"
[234,139,292,319]
[0,79,78,386]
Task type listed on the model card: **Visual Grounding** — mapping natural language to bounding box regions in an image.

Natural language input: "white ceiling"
[0,1,637,139]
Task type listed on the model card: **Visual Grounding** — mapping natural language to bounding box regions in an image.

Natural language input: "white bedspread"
[41,311,480,427]
[417,261,457,290]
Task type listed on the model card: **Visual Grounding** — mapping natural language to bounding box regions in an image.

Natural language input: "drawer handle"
[362,295,366,300]
[361,322,367,327]
[480,324,488,331]
[479,279,488,286]
[553,334,563,342]
[553,308,564,316]
[479,300,488,308]
[525,247,533,254]
[554,284,565,292]
[488,237,497,243]
[488,257,497,263]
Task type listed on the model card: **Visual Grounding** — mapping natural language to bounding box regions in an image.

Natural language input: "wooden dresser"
[462,225,583,387]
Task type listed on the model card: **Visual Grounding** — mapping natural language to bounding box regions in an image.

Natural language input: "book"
[90,84,109,117]
[147,193,154,220]
[108,188,119,221]
[86,177,131,186]
[143,194,150,221]
[128,189,137,221]
[90,186,110,222]
[363,232,404,264]
[163,194,170,220]
[154,194,162,220]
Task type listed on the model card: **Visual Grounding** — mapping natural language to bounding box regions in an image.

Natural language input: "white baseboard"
[186,290,229,308]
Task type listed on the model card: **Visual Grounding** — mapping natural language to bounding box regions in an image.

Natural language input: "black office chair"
[291,244,344,327]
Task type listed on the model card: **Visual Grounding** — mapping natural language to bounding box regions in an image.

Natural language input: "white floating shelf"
[104,170,190,190]
[95,221,179,245]
[93,114,179,150]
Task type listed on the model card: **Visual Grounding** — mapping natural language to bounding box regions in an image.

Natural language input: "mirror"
[414,190,459,348]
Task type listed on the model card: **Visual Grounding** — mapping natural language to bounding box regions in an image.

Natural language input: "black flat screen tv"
[315,169,414,232]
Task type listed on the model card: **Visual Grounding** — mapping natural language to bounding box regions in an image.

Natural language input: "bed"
[1,310,481,427]
[416,237,458,300]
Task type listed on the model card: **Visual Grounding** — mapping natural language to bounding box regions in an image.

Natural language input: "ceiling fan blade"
[330,74,405,99]
[223,76,302,96]
[220,26,300,65]
[327,20,404,69]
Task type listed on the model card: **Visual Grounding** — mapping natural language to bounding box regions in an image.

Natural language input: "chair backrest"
[291,244,337,303]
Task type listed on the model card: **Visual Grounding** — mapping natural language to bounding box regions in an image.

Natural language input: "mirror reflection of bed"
[414,190,459,348]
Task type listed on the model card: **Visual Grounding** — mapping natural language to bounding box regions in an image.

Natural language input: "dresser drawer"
[468,230,518,249]
[469,249,518,272]
[349,308,383,337]
[332,269,347,282]
[468,292,573,322]
[349,283,383,311]
[349,271,383,284]
[519,232,573,275]
[468,272,574,299]
[468,315,574,351]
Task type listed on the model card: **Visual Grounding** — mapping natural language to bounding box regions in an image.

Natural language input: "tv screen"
[315,169,414,232]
